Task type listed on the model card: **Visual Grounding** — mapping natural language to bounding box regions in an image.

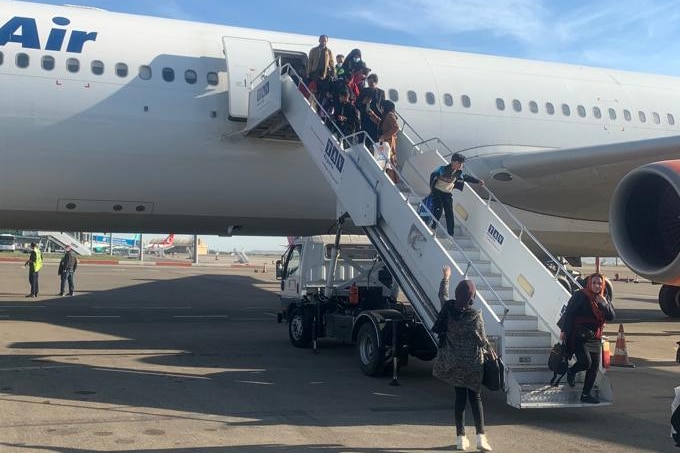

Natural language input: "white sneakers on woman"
[456,433,492,451]
[476,434,493,451]
[455,435,470,450]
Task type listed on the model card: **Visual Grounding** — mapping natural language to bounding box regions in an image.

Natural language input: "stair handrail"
[412,140,582,293]
[392,115,582,293]
[273,63,512,326]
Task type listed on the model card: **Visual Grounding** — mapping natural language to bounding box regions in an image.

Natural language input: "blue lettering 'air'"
[0,16,98,53]
[46,17,70,51]
[0,17,41,49]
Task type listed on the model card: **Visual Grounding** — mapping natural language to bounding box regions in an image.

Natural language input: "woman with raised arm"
[432,265,493,451]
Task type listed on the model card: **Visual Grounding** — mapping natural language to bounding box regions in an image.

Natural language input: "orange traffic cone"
[601,336,611,368]
[610,324,635,368]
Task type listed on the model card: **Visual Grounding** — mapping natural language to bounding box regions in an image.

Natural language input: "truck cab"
[277,235,437,376]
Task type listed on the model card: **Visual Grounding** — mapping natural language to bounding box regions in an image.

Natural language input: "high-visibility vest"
[33,247,43,272]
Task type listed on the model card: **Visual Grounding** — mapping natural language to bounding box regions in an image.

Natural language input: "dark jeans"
[60,270,75,295]
[454,386,485,435]
[570,339,600,395]
[431,189,455,235]
[28,269,39,296]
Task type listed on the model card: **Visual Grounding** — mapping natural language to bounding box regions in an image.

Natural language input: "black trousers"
[28,269,39,296]
[454,387,485,435]
[570,339,600,395]
[431,189,455,235]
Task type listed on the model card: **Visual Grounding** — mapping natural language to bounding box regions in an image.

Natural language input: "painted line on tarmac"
[66,315,122,319]
[1,306,46,308]
[0,365,75,372]
[263,313,278,318]
[93,306,192,310]
[173,315,228,319]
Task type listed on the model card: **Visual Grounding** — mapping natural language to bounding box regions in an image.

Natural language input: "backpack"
[548,342,569,386]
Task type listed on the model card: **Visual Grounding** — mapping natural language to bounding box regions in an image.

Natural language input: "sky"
[18,0,680,251]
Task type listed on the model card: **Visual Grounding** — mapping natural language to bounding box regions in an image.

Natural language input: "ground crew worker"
[25,242,42,297]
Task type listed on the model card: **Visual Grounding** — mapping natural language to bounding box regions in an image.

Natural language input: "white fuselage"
[2,1,680,256]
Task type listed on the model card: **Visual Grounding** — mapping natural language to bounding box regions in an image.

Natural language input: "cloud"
[347,0,548,43]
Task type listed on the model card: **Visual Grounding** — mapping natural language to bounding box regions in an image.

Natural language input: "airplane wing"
[479,135,680,221]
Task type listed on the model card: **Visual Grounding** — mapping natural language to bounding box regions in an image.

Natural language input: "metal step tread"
[505,364,551,372]
[504,314,538,320]
[506,347,552,354]
[504,330,551,337]
[518,384,613,408]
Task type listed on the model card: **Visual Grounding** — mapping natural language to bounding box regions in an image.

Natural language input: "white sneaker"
[456,435,469,451]
[476,434,492,451]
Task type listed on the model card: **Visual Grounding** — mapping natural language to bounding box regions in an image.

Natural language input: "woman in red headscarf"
[560,273,615,404]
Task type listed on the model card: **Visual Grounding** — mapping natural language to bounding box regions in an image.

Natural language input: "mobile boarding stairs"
[240,61,613,409]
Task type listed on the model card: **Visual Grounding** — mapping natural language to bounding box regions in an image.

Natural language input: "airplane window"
[115,63,128,78]
[593,106,602,119]
[653,112,661,124]
[66,58,80,73]
[407,90,417,104]
[512,99,522,112]
[389,89,399,102]
[41,55,55,71]
[139,65,152,80]
[608,108,616,120]
[426,92,435,105]
[623,109,632,121]
[91,60,104,76]
[638,111,646,123]
[162,67,175,82]
[668,114,675,126]
[545,102,555,115]
[562,104,571,116]
[185,70,197,85]
[496,98,505,111]
[443,94,453,106]
[461,95,471,108]
[207,72,219,86]
[529,101,538,113]
[16,53,29,69]
[577,105,586,117]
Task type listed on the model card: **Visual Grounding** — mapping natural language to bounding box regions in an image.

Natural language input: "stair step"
[503,315,538,331]
[489,300,525,316]
[503,330,551,348]
[504,347,551,367]
[478,287,515,300]
[505,365,554,384]
[517,384,612,409]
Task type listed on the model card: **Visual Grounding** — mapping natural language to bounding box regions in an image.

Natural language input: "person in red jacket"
[560,273,615,404]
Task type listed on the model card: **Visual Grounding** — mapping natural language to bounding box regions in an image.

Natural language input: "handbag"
[482,348,505,391]
[576,326,596,342]
[548,342,569,386]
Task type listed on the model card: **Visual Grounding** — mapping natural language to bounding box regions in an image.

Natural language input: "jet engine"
[610,160,680,316]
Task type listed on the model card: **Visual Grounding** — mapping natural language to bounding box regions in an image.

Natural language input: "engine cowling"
[609,160,680,285]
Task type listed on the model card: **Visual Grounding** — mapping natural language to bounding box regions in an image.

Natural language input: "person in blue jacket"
[430,153,484,236]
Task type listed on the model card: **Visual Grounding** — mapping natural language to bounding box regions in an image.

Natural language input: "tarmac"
[0,260,676,452]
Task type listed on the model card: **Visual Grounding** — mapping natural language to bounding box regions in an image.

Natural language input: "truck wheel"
[288,308,312,348]
[357,322,385,376]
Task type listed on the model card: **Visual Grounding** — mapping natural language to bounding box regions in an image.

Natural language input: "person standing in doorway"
[307,34,334,101]
[430,153,484,236]
[58,246,78,296]
[24,242,42,297]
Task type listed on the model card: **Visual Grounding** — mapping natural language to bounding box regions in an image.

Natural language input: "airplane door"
[222,36,274,121]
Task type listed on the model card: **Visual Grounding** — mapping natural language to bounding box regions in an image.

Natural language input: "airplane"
[2,1,680,315]
[90,233,140,253]
[144,234,175,255]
